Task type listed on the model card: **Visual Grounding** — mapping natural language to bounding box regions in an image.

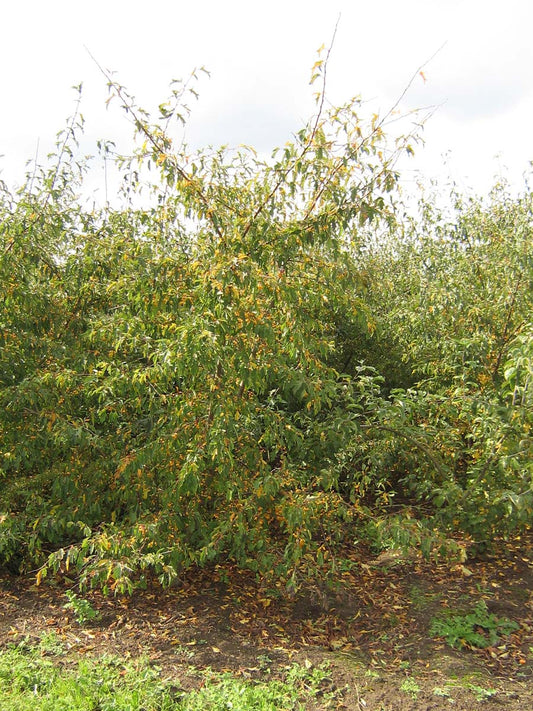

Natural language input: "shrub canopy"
[1,65,531,593]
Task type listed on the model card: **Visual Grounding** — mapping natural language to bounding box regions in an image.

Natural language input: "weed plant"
[63,591,101,625]
[429,600,519,650]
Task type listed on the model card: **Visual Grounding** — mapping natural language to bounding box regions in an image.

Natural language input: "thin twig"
[240,18,340,240]
[377,42,447,131]
[301,41,443,226]
[27,138,40,196]
[84,46,224,241]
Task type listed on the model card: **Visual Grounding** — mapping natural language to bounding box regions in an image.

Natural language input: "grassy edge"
[0,632,339,710]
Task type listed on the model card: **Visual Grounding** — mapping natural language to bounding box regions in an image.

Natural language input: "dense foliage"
[1,63,531,593]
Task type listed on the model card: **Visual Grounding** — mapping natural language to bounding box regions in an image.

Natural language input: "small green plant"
[400,677,420,700]
[430,600,519,649]
[467,683,498,702]
[432,686,452,699]
[63,590,101,625]
[257,653,273,671]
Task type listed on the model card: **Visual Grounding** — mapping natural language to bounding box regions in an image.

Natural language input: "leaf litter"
[0,530,531,709]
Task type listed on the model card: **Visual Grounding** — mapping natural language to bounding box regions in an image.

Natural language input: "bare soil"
[1,533,532,709]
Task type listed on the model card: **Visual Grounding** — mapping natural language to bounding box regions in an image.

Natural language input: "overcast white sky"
[1,0,532,202]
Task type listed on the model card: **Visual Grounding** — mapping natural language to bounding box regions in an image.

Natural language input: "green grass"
[0,633,337,710]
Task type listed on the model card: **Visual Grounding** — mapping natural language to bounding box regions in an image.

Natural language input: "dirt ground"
[1,533,532,710]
